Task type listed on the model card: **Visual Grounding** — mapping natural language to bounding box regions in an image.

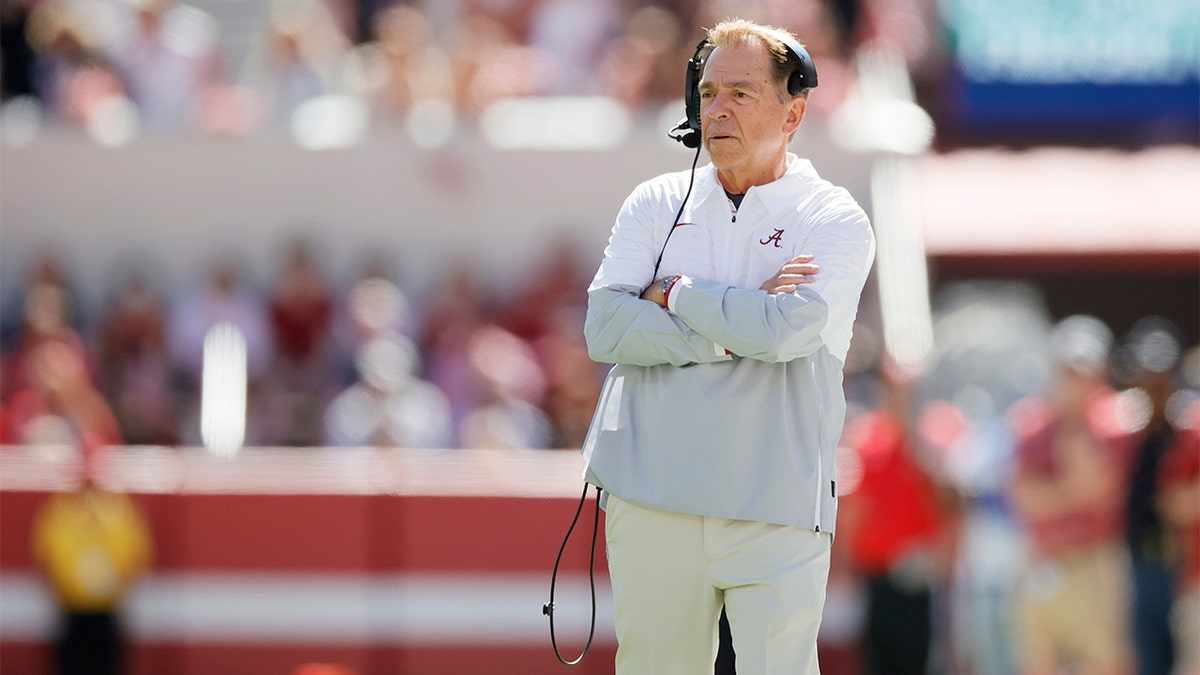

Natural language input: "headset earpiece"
[782,36,818,96]
[680,38,708,146]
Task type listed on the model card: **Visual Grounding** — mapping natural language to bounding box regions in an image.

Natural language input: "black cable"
[544,482,603,666]
[544,142,702,666]
[651,143,704,282]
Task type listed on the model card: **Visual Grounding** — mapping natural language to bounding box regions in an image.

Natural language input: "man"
[1119,317,1186,675]
[1006,315,1137,675]
[1157,398,1200,675]
[33,439,154,675]
[581,19,875,674]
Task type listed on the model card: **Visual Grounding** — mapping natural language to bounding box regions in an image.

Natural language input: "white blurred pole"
[872,156,934,372]
[201,322,247,458]
[842,44,935,373]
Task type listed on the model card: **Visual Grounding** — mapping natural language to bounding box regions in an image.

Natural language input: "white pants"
[604,494,832,675]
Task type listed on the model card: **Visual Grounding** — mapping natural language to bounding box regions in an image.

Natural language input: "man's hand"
[760,254,819,295]
[641,277,671,307]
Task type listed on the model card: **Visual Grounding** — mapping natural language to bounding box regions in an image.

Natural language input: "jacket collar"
[690,153,817,218]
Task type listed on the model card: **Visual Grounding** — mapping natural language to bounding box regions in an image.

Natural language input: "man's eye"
[700,91,715,99]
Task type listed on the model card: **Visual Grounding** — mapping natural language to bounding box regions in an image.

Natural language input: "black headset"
[668,34,819,148]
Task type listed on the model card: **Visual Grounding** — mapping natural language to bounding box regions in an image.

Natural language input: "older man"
[582,18,875,674]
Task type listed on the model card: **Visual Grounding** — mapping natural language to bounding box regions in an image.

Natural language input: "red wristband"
[663,275,682,309]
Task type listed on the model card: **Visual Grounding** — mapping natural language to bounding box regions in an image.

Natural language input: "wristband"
[662,275,684,311]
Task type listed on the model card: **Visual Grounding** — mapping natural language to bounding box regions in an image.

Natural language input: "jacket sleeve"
[584,181,734,367]
[585,285,734,366]
[671,191,874,363]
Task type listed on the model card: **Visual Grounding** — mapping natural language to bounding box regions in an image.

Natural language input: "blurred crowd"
[2,3,1197,674]
[3,242,1198,675]
[0,0,939,143]
[0,243,607,451]
[828,299,1200,675]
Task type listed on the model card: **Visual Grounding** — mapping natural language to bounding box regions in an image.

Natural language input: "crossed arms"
[584,188,873,367]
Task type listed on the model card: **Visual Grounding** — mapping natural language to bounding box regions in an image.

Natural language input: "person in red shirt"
[8,339,122,447]
[1007,315,1137,675]
[839,356,956,675]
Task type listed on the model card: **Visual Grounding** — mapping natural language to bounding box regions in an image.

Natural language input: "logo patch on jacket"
[759,228,785,248]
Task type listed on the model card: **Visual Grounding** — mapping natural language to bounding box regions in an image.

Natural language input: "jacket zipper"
[814,458,822,532]
[812,360,825,532]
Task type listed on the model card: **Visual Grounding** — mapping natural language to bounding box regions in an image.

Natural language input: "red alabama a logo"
[759,228,784,248]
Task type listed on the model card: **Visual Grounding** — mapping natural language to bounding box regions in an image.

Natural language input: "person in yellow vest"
[32,443,153,675]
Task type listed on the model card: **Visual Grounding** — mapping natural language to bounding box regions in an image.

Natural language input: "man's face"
[699,42,804,179]
[1051,366,1102,418]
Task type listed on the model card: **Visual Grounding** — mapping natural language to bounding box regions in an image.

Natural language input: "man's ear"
[784,97,807,135]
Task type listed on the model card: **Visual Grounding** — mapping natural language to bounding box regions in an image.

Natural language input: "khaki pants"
[604,494,831,675]
[1173,585,1200,675]
[1013,543,1131,672]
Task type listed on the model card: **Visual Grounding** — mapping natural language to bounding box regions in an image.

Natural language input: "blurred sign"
[939,0,1200,137]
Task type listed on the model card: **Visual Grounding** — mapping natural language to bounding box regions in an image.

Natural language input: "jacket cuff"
[665,275,689,314]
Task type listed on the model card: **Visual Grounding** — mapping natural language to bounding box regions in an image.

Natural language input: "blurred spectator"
[847,0,933,66]
[351,4,455,123]
[332,266,416,363]
[420,261,492,446]
[498,244,600,448]
[97,275,178,445]
[1,260,89,399]
[916,282,1052,675]
[32,441,153,675]
[325,270,448,448]
[838,356,957,675]
[258,241,339,445]
[459,324,551,449]
[323,333,451,448]
[116,0,222,133]
[1006,315,1137,675]
[166,259,272,444]
[1,252,85,357]
[538,325,604,449]
[7,338,122,447]
[595,4,685,109]
[526,0,621,95]
[0,271,118,449]
[1119,317,1187,675]
[446,11,554,115]
[254,0,351,133]
[1157,403,1200,675]
[24,0,126,129]
[168,259,272,381]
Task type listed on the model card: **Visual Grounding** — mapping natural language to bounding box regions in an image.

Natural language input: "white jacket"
[582,154,875,532]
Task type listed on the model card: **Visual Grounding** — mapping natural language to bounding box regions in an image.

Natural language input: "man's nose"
[706,93,732,118]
